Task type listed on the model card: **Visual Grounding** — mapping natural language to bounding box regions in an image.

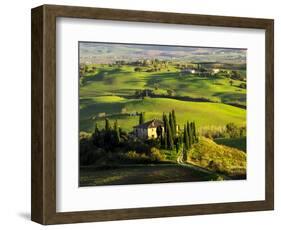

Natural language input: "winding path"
[176,148,231,180]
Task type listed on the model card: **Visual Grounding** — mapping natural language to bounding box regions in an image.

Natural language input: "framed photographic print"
[31,4,274,225]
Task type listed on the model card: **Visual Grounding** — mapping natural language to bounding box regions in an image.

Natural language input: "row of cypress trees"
[182,121,198,160]
[161,110,198,155]
[93,118,121,146]
[161,110,198,153]
[183,121,198,149]
[162,110,177,150]
[93,111,198,154]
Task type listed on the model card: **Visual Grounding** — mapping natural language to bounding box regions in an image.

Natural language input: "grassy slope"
[80,65,246,132]
[79,164,219,186]
[80,96,246,132]
[214,137,246,152]
[187,137,246,178]
[80,65,246,105]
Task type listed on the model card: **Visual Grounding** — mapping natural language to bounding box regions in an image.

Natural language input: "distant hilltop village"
[79,43,246,65]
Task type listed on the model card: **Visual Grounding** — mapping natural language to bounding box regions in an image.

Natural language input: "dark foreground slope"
[79,164,221,186]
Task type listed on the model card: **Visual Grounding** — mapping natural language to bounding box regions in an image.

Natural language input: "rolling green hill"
[80,65,246,106]
[80,96,246,132]
[80,64,246,133]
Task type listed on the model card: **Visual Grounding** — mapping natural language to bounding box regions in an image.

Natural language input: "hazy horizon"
[79,42,246,65]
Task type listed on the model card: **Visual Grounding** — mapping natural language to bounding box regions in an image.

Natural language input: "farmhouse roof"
[133,119,163,129]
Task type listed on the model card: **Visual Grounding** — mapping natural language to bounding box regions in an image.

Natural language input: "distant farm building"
[212,68,220,74]
[133,119,164,139]
[97,112,106,118]
[181,68,196,74]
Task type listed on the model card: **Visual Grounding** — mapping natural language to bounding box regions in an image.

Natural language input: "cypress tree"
[183,124,187,146]
[113,120,118,131]
[164,132,168,149]
[113,120,120,144]
[172,109,177,134]
[166,121,174,149]
[160,131,163,145]
[184,124,190,150]
[193,122,196,143]
[193,121,198,142]
[187,121,192,145]
[94,123,99,134]
[163,113,168,132]
[156,126,163,140]
[139,113,143,125]
[116,127,121,144]
[168,112,172,128]
[186,121,189,141]
[183,148,187,161]
[139,112,145,124]
[178,131,183,145]
[190,122,196,144]
[104,118,111,146]
[105,118,110,131]
[189,122,193,144]
[169,112,175,139]
[176,142,179,153]
[92,123,98,142]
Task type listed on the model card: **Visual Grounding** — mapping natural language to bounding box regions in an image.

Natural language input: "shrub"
[148,147,165,162]
[226,123,240,138]
[198,126,228,139]
[120,151,150,164]
[239,82,246,89]
[199,124,246,139]
[134,67,142,72]
[79,138,106,166]
[79,131,91,140]
[230,70,244,81]
[167,89,175,96]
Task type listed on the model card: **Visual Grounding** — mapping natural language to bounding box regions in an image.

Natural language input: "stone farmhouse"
[133,119,164,139]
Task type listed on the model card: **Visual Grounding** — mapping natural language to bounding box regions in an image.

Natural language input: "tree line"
[92,118,123,148]
[83,110,198,165]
